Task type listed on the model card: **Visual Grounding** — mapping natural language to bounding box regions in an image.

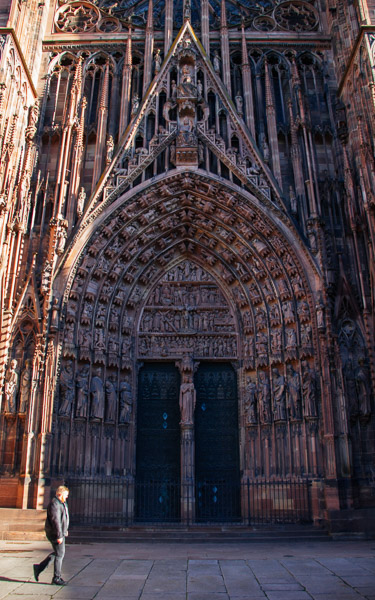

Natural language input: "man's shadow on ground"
[0,575,39,583]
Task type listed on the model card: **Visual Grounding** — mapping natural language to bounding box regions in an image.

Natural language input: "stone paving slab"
[53,586,101,598]
[0,539,375,599]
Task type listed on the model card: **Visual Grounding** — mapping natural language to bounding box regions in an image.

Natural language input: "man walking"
[33,485,69,585]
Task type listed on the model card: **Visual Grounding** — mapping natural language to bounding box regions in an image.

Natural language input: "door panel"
[135,363,181,521]
[194,363,240,522]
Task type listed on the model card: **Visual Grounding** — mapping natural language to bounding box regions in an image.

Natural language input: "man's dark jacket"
[45,497,69,541]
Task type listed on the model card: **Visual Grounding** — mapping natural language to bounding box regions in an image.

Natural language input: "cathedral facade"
[0,0,374,530]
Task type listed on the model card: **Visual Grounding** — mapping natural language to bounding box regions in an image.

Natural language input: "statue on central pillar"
[179,374,196,425]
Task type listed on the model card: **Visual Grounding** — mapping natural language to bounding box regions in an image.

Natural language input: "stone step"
[67,525,330,544]
[0,508,47,541]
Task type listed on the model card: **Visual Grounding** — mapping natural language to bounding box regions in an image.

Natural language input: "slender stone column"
[164,0,173,55]
[119,25,132,137]
[292,59,318,216]
[287,98,305,205]
[220,0,231,96]
[54,60,82,217]
[241,22,255,138]
[178,360,197,524]
[265,60,282,187]
[201,0,210,54]
[92,62,110,189]
[32,339,57,508]
[143,0,154,96]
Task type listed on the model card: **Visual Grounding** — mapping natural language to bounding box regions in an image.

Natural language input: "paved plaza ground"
[0,537,375,600]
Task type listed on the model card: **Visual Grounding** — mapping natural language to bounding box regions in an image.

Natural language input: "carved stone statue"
[19,359,33,413]
[131,92,139,117]
[262,138,270,162]
[273,367,286,421]
[56,221,68,255]
[75,364,89,418]
[180,64,194,91]
[154,48,162,74]
[316,301,325,330]
[90,368,105,420]
[197,79,203,99]
[106,135,114,165]
[4,359,19,413]
[245,377,257,425]
[287,364,301,420]
[77,187,86,216]
[59,360,75,417]
[163,99,174,123]
[41,260,52,295]
[119,377,133,424]
[105,376,117,423]
[302,360,317,418]
[179,376,196,425]
[171,79,177,100]
[258,370,271,424]
[235,91,243,116]
[355,357,371,420]
[289,185,297,213]
[213,50,221,74]
[344,358,358,418]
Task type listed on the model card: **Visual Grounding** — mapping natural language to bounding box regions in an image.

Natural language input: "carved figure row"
[147,283,226,307]
[141,308,234,333]
[2,359,33,414]
[244,361,318,425]
[58,361,133,424]
[138,334,237,358]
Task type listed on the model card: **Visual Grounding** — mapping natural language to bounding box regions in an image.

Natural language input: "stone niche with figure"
[175,42,199,166]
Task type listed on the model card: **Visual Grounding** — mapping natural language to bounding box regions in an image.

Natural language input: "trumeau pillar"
[119,25,132,137]
[177,356,197,524]
[164,0,173,55]
[220,0,232,97]
[265,60,282,188]
[201,0,210,55]
[241,22,255,138]
[143,0,154,97]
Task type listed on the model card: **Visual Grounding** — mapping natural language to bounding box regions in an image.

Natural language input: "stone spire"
[201,0,210,54]
[183,0,191,22]
[143,0,154,96]
[220,0,231,95]
[119,23,133,136]
[241,20,255,137]
[92,61,110,188]
[264,60,282,187]
[164,0,173,55]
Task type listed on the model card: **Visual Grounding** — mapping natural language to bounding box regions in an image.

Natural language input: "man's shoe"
[33,564,40,582]
[51,577,66,585]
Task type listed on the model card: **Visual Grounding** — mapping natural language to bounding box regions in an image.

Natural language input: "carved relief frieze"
[138,260,237,360]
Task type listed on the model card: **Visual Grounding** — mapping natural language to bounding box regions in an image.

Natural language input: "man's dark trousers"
[37,537,65,579]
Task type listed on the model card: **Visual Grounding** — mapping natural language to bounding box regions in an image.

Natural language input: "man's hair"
[56,485,69,495]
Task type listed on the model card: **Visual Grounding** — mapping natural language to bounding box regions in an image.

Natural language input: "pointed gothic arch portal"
[135,261,241,523]
[55,168,322,525]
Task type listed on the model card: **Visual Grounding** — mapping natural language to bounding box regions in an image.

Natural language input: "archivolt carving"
[57,175,317,441]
